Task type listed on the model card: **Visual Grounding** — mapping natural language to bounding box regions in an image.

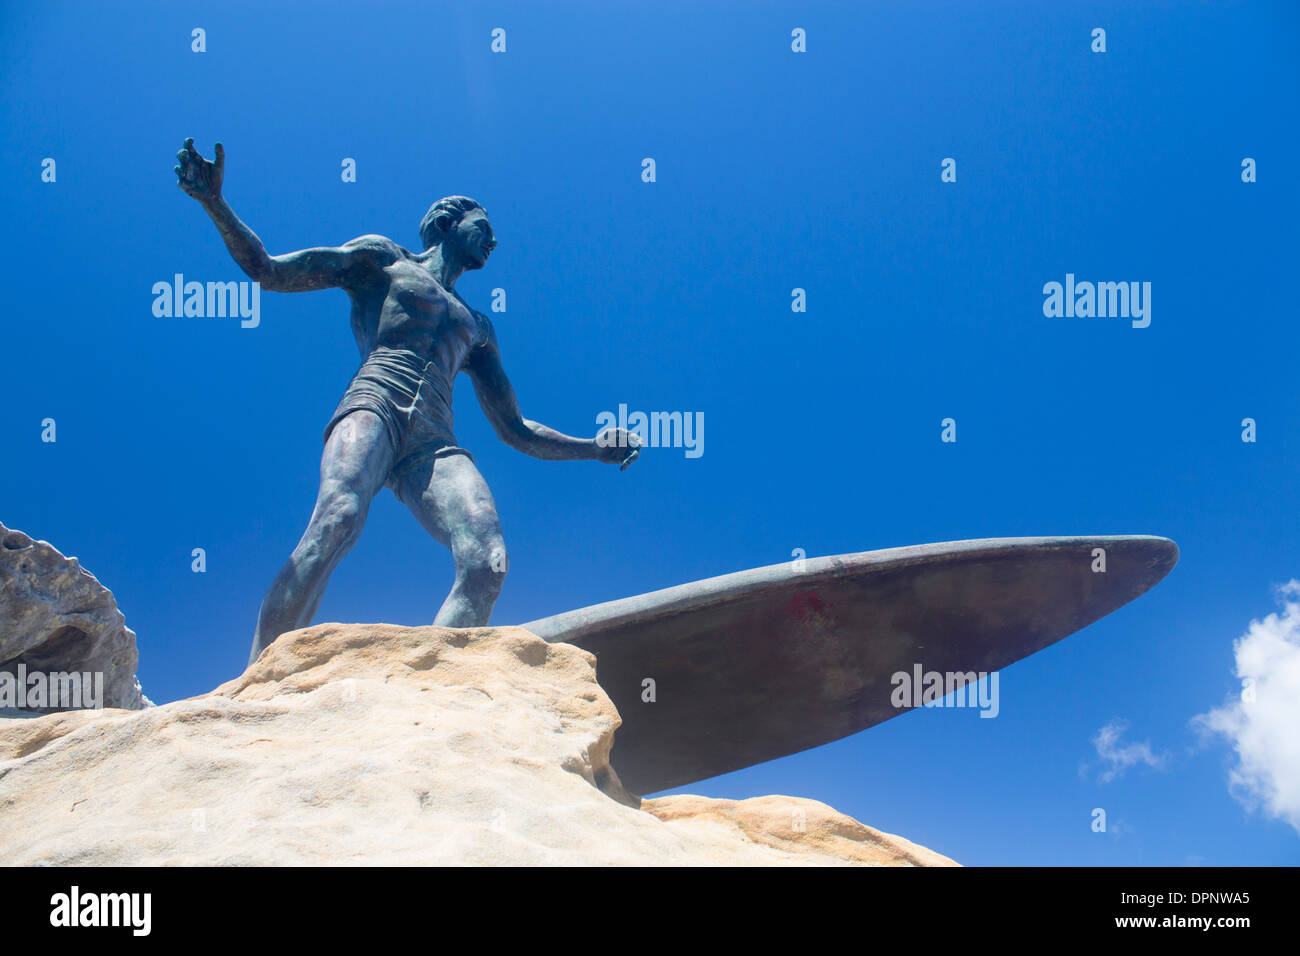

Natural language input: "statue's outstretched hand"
[595,428,643,470]
[174,137,224,204]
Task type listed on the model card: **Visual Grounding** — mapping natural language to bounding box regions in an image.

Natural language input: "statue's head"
[419,195,495,268]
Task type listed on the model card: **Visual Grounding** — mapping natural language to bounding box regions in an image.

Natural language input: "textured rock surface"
[0,521,148,711]
[641,794,956,866]
[0,622,955,866]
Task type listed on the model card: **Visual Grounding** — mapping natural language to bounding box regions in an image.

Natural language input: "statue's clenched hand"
[595,428,643,470]
[174,137,224,205]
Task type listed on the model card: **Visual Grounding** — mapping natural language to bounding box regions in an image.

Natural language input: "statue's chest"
[388,264,478,345]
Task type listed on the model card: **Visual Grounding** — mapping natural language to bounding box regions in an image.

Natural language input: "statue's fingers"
[213,142,225,169]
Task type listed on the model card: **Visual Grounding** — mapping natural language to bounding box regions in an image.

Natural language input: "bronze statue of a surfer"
[175,138,640,664]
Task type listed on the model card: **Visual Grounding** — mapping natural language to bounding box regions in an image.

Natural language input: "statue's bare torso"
[345,236,489,384]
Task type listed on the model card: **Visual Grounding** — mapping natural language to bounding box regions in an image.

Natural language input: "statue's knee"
[314,492,366,553]
[486,539,509,583]
[460,535,507,593]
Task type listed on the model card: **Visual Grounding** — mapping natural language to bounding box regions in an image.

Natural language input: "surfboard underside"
[522,536,1177,795]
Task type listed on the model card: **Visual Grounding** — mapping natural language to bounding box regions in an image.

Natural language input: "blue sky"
[1,1,1297,865]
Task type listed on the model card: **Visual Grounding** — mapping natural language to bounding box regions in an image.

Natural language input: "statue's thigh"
[320,410,396,498]
[396,453,502,550]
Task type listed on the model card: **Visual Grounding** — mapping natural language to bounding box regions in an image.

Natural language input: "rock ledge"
[0,622,956,866]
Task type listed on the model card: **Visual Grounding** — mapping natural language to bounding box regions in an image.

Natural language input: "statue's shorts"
[324,346,474,493]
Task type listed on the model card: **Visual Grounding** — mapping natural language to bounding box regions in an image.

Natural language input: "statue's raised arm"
[175,137,395,293]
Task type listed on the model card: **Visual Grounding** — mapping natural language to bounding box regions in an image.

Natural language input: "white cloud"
[1193,581,1300,836]
[1089,718,1169,783]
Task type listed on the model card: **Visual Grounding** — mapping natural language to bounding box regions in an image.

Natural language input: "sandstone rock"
[0,622,956,866]
[641,794,957,866]
[0,521,148,712]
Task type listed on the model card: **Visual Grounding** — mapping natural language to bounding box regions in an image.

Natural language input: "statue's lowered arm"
[466,327,640,467]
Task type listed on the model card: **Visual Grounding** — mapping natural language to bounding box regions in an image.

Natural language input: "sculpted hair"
[419,196,485,251]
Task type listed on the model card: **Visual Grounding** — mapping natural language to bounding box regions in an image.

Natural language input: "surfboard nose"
[1149,535,1179,576]
[1110,533,1178,588]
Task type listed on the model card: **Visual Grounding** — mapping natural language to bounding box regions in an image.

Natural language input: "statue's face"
[450,208,496,269]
